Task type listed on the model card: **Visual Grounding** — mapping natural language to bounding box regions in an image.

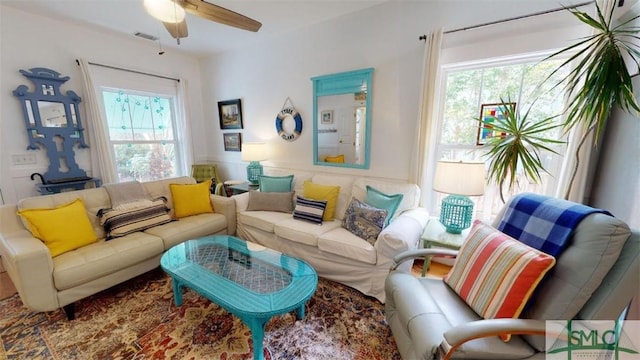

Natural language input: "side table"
[420,217,469,276]
[225,181,259,196]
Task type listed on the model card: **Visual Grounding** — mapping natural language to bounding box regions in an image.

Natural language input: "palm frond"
[478,98,565,201]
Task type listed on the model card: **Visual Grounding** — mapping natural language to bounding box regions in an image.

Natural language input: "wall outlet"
[11,153,37,165]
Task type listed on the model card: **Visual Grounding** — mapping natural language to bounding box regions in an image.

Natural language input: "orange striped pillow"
[444,220,555,341]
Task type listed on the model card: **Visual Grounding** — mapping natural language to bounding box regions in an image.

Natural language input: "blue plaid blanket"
[497,193,611,257]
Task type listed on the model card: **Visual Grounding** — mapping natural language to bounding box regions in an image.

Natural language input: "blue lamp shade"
[433,160,485,234]
[241,142,267,185]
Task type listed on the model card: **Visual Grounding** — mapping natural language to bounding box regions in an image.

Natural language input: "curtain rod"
[75,59,180,82]
[419,0,596,40]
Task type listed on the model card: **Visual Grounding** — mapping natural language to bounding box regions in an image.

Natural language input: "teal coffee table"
[160,235,318,360]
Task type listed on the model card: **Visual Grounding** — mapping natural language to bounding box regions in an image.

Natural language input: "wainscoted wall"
[0,5,206,204]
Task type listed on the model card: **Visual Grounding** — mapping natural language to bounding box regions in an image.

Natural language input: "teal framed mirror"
[312,68,373,169]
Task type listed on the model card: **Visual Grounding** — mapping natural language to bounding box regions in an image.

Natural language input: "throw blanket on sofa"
[497,193,611,257]
[104,181,150,209]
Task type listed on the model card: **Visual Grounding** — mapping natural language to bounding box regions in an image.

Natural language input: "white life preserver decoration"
[275,107,303,141]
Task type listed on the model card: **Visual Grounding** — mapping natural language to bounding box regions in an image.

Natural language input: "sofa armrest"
[0,229,59,312]
[233,192,250,212]
[210,194,236,235]
[375,207,430,268]
[390,248,459,270]
[440,318,558,360]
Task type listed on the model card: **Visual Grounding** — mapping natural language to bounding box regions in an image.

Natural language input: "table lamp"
[241,142,267,185]
[433,160,485,234]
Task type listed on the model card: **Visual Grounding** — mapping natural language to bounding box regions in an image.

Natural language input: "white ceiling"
[1,0,388,56]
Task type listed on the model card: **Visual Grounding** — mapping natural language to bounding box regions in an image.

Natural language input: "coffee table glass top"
[161,235,317,315]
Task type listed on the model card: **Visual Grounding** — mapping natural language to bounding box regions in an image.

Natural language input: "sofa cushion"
[309,174,355,220]
[144,212,227,249]
[275,217,341,247]
[342,197,387,245]
[259,175,294,192]
[169,180,214,218]
[238,211,293,233]
[143,176,195,218]
[52,231,164,290]
[18,198,99,257]
[303,181,340,221]
[444,220,556,340]
[318,228,377,265]
[365,185,403,226]
[293,196,327,224]
[18,187,110,240]
[98,197,172,239]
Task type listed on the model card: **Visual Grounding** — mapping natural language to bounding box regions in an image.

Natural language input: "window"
[85,63,190,184]
[101,89,180,182]
[432,53,570,220]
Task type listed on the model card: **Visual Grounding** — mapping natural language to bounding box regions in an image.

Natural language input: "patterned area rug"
[0,268,400,359]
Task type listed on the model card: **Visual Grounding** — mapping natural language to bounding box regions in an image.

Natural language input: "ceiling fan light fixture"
[144,0,185,24]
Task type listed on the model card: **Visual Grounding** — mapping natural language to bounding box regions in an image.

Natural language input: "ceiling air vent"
[134,32,158,41]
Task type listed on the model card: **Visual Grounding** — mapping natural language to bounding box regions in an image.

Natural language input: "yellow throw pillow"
[325,154,345,163]
[18,198,98,257]
[170,180,214,218]
[303,181,340,221]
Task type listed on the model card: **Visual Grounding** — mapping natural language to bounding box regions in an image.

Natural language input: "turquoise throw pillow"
[365,185,403,226]
[259,175,294,192]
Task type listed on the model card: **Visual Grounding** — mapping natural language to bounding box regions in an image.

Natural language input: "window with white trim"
[101,89,180,182]
[431,53,570,220]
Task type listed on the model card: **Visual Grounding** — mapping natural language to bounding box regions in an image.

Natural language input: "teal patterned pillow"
[342,198,388,245]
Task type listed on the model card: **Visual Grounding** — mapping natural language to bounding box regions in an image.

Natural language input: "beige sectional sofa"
[234,168,430,303]
[0,176,235,319]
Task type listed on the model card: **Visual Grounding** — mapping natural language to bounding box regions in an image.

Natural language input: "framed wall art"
[218,99,243,129]
[223,132,242,152]
[476,102,514,145]
[320,110,333,124]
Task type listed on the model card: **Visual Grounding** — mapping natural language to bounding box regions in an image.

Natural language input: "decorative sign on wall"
[275,97,303,142]
[13,68,96,192]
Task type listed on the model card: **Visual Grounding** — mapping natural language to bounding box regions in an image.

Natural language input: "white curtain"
[554,0,614,203]
[411,29,443,206]
[77,58,117,184]
[175,78,193,177]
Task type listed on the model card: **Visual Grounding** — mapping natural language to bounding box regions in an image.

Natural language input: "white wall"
[199,1,589,182]
[0,5,206,204]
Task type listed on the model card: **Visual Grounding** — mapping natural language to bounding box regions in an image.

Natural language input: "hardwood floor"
[0,271,16,301]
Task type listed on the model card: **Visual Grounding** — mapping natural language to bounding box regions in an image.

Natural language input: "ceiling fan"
[144,0,262,44]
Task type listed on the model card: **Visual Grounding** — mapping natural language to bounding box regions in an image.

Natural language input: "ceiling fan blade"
[163,19,189,39]
[178,0,262,32]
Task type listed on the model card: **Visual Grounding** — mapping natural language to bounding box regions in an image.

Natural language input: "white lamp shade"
[241,142,267,162]
[433,160,485,196]
[144,0,185,23]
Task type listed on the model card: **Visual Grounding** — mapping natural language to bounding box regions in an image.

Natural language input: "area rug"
[0,268,400,359]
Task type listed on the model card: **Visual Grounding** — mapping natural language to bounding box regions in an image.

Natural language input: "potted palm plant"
[544,1,640,197]
[480,99,565,203]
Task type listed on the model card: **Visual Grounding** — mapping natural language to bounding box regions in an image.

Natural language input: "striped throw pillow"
[293,196,327,224]
[444,220,555,340]
[99,197,172,239]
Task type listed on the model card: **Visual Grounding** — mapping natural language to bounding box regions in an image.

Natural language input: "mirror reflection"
[312,68,373,169]
[317,93,366,164]
[37,101,68,127]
